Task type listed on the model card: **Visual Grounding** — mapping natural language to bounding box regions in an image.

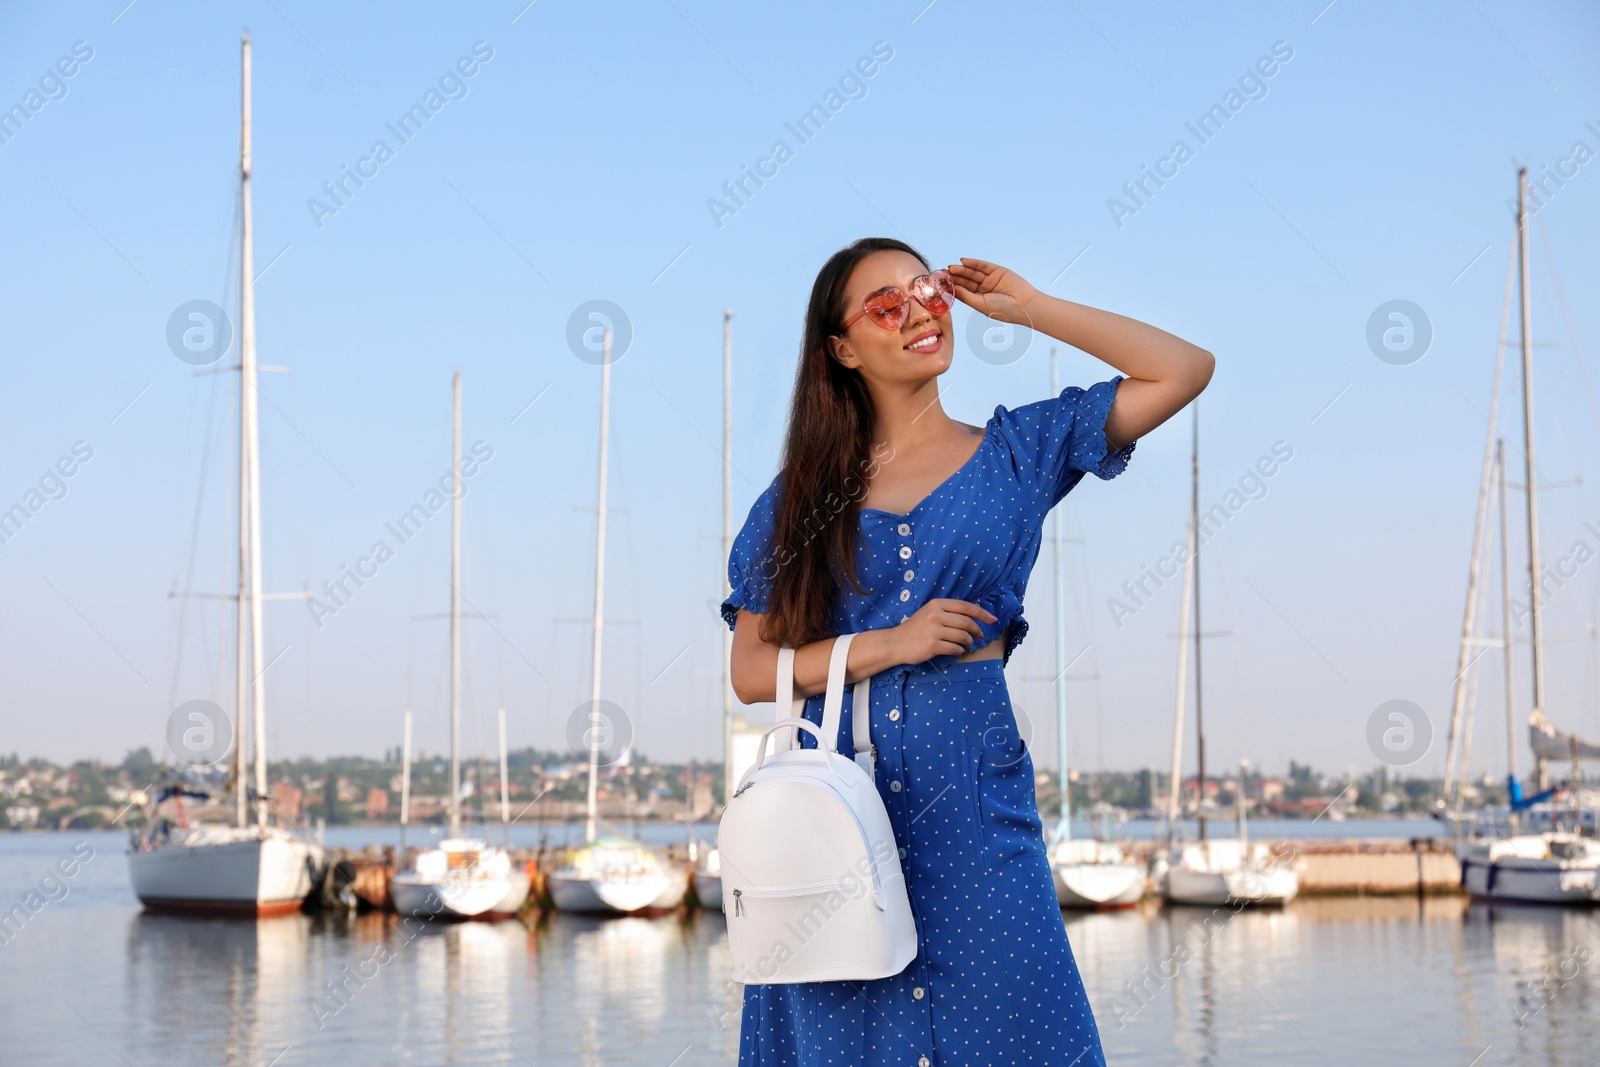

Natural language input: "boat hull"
[1458,836,1600,905]
[1165,864,1298,907]
[488,871,532,917]
[693,872,723,912]
[650,866,689,910]
[390,874,516,920]
[1053,862,1146,909]
[547,872,671,914]
[127,830,323,916]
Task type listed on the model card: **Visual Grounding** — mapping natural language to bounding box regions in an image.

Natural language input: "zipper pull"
[732,888,743,916]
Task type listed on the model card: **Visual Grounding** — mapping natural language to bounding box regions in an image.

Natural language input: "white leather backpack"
[717,632,918,984]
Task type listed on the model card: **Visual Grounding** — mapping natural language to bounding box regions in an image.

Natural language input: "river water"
[4,829,1597,1066]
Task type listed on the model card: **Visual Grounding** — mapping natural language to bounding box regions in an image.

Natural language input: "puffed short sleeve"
[991,375,1135,508]
[720,477,782,631]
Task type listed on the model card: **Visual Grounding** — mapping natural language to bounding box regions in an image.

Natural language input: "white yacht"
[1162,838,1299,907]
[1438,171,1600,906]
[129,821,322,916]
[1157,412,1296,909]
[127,36,325,915]
[388,373,528,922]
[1041,345,1147,911]
[1050,837,1146,909]
[550,326,689,913]
[1458,834,1600,905]
[547,836,676,915]
[391,837,531,919]
[693,846,723,911]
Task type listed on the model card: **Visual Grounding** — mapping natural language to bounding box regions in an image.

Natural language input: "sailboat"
[548,325,681,914]
[1045,348,1146,910]
[390,371,530,921]
[1158,404,1298,908]
[127,35,325,916]
[1447,168,1600,905]
[694,310,735,913]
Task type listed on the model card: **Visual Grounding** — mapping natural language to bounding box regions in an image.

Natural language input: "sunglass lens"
[865,291,911,330]
[917,271,955,315]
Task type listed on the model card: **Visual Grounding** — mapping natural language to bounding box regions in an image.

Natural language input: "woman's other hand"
[893,598,998,662]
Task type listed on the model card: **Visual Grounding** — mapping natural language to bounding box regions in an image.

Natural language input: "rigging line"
[403,479,438,726]
[609,420,647,736]
[167,182,242,722]
[1533,210,1600,450]
[468,475,510,715]
[1064,503,1107,770]
[165,366,226,720]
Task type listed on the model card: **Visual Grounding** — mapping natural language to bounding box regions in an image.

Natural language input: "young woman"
[720,237,1212,1066]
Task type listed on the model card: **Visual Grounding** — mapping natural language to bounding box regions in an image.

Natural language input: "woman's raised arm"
[947,257,1214,449]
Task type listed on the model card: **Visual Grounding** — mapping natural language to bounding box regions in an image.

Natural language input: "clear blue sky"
[2,1,1598,785]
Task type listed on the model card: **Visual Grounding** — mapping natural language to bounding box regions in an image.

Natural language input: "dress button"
[897,522,911,536]
[913,986,926,1000]
[899,589,910,602]
[919,1058,930,1067]
[889,708,900,721]
[899,546,912,560]
[898,846,907,859]
[903,569,915,582]
[889,780,902,793]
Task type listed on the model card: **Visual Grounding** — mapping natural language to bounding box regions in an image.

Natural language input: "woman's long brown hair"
[759,237,929,648]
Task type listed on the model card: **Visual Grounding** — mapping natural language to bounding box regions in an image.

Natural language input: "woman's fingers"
[937,598,999,623]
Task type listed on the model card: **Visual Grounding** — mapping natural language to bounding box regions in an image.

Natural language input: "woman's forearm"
[729,614,909,704]
[1024,294,1214,448]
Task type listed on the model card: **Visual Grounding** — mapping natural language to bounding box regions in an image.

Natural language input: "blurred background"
[1,1,1596,782]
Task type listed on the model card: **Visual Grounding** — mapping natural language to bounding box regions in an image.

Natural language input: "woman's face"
[828,250,953,385]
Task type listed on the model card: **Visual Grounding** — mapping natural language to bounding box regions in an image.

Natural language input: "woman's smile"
[904,328,943,354]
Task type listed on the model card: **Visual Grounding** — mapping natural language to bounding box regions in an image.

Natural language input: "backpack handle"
[776,634,875,773]
[734,717,834,797]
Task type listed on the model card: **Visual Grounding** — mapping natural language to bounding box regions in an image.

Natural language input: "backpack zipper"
[731,879,860,917]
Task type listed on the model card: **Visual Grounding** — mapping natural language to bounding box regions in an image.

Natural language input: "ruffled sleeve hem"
[720,586,763,631]
[1072,375,1136,481]
[721,478,782,632]
[924,584,1029,670]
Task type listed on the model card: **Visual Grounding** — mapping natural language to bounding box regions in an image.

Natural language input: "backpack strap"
[817,634,856,754]
[775,646,807,750]
[851,675,874,775]
[778,634,875,769]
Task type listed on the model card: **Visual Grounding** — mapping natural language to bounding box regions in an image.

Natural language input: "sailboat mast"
[450,370,462,838]
[239,33,269,829]
[722,310,735,810]
[1164,421,1197,847]
[585,328,613,844]
[1442,236,1517,811]
[498,708,510,846]
[400,709,412,854]
[1051,349,1071,841]
[233,34,251,832]
[1192,405,1207,842]
[1516,167,1547,789]
[1497,440,1516,795]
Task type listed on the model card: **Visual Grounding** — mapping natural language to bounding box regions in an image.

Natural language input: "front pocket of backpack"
[727,881,873,979]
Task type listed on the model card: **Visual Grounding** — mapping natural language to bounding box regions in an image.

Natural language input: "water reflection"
[125,913,313,1067]
[8,828,1600,1067]
[111,905,739,1066]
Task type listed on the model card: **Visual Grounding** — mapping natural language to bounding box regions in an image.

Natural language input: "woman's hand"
[946,257,1040,326]
[892,598,998,663]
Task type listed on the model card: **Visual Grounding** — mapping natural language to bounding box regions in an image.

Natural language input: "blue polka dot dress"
[720,376,1134,1067]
